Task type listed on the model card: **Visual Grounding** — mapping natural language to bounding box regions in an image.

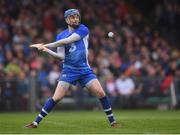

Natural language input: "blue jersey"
[56,24,90,69]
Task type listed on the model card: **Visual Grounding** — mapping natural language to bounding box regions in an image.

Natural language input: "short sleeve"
[74,25,89,39]
[56,34,62,41]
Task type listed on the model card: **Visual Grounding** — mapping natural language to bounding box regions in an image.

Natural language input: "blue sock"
[34,98,57,124]
[99,96,116,125]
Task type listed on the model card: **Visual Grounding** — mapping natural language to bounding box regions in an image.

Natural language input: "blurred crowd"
[0,0,180,110]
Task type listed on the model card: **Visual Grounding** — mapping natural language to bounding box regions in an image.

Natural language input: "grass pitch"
[0,110,180,134]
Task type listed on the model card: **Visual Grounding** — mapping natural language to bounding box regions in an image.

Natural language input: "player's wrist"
[42,47,48,52]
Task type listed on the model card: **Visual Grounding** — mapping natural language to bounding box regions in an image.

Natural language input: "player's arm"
[42,47,65,60]
[44,33,81,48]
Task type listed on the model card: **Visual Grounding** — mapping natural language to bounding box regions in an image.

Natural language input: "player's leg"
[25,81,69,128]
[79,68,119,127]
[86,79,118,127]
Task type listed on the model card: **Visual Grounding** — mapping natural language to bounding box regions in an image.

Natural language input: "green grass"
[0,110,180,134]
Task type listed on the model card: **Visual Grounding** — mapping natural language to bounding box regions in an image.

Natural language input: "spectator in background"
[0,72,17,111]
[48,64,60,90]
[16,71,29,110]
[143,65,161,98]
[115,70,136,108]
[4,58,21,76]
[38,65,52,100]
[105,72,118,108]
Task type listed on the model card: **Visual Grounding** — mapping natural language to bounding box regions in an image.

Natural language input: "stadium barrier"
[0,77,179,111]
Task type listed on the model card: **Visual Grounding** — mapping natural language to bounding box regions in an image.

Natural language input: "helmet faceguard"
[64,9,81,28]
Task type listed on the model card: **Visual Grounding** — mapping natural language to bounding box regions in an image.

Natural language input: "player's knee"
[96,90,106,98]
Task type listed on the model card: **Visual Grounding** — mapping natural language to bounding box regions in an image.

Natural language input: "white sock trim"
[38,114,44,118]
[33,121,38,126]
[42,108,48,114]
[104,108,112,112]
[110,121,116,125]
[107,113,113,117]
